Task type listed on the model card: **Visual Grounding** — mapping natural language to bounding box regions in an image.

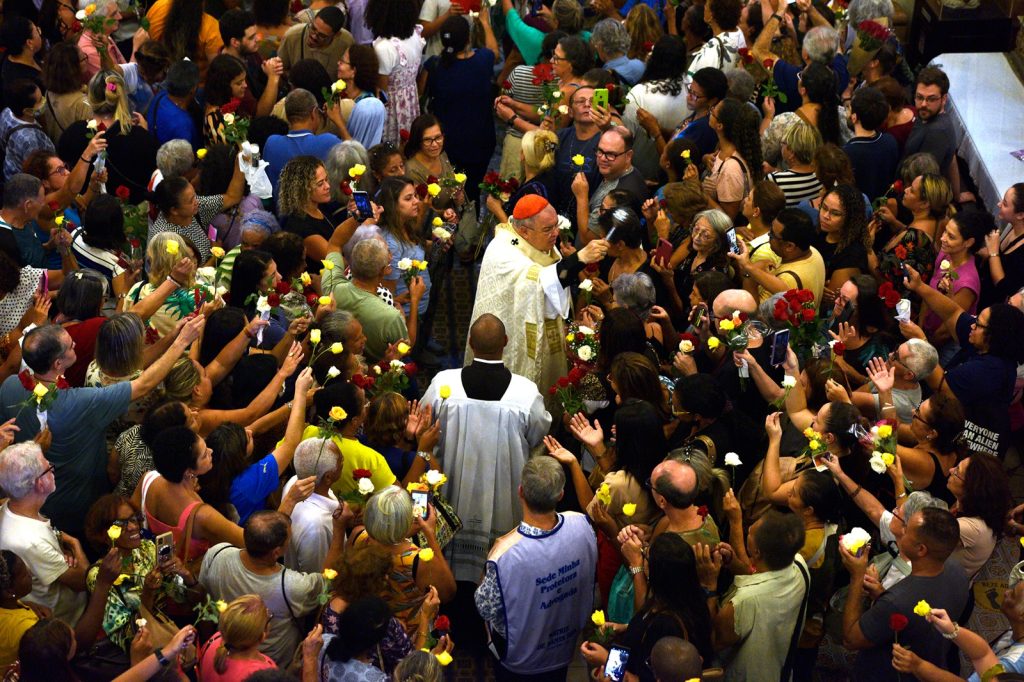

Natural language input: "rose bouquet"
[565,322,600,365]
[772,289,826,363]
[479,171,520,204]
[549,366,587,416]
[848,19,892,75]
[219,99,249,148]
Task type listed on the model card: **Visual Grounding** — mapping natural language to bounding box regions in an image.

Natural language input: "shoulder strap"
[775,270,803,289]
[780,559,811,682]
[46,98,65,133]
[140,470,159,521]
[180,502,205,564]
[280,567,297,620]
[692,434,717,465]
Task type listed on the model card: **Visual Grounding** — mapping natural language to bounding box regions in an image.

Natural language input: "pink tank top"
[141,471,211,562]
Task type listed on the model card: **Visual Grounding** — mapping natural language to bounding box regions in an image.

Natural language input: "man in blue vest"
[475,457,598,681]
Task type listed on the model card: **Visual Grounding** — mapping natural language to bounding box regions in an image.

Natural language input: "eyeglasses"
[36,464,55,481]
[111,513,145,528]
[595,148,627,161]
[308,25,335,42]
[422,134,445,147]
[48,164,70,177]
[972,317,988,329]
[891,508,905,525]
[820,207,845,219]
[526,222,560,234]
[949,466,965,481]
[550,54,567,62]
[914,94,943,104]
[911,406,930,429]
[685,84,706,101]
[768,232,784,242]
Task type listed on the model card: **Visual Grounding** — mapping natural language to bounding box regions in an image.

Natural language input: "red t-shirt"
[64,317,105,387]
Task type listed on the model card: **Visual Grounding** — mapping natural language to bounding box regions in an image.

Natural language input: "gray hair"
[156,139,196,180]
[293,438,340,483]
[3,174,42,209]
[325,140,370,203]
[903,490,948,519]
[758,292,790,330]
[342,224,384,264]
[319,310,356,345]
[520,457,564,513]
[848,0,894,27]
[284,88,318,123]
[0,442,46,499]
[803,26,839,64]
[350,237,389,280]
[902,338,938,381]
[363,485,413,545]
[898,153,941,185]
[693,208,732,236]
[612,272,656,319]
[726,69,757,103]
[591,18,630,57]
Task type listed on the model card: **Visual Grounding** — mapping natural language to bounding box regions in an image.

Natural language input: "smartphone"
[655,238,673,266]
[726,228,740,254]
[603,645,630,682]
[592,88,609,111]
[411,490,430,520]
[352,191,373,221]
[155,531,174,565]
[769,328,791,367]
[691,303,708,329]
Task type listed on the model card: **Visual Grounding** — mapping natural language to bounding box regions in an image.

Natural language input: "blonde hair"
[163,357,200,402]
[214,595,270,674]
[146,232,193,286]
[394,650,444,682]
[278,156,322,218]
[87,70,132,134]
[625,4,664,61]
[782,121,823,165]
[521,130,558,175]
[917,173,953,219]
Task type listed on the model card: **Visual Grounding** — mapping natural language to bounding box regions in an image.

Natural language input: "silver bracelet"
[942,623,960,640]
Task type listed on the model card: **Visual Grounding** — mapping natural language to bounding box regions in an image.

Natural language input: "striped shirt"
[70,228,127,287]
[767,169,823,207]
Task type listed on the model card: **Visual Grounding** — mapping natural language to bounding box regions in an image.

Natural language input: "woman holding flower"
[229,249,311,353]
[202,54,248,148]
[403,115,464,217]
[377,176,433,321]
[197,595,277,680]
[327,45,387,149]
[125,232,210,339]
[75,1,127,79]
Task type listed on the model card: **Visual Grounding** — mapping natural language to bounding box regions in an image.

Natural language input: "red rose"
[70,20,82,32]
[352,374,366,388]
[783,289,800,302]
[427,175,438,184]
[658,198,667,209]
[568,367,586,384]
[415,184,428,199]
[532,63,553,81]
[404,362,418,376]
[606,83,615,92]
[221,98,242,115]
[18,369,34,390]
[763,58,774,69]
[306,292,318,306]
[365,376,376,389]
[47,201,60,212]
[399,129,410,142]
[584,262,599,274]
[773,300,788,317]
[267,293,281,307]
[56,376,69,390]
[115,185,131,200]
[483,171,499,184]
[96,122,106,132]
[340,181,353,196]
[549,385,557,395]
[575,332,584,341]
[291,0,304,13]
[884,290,901,308]
[557,377,569,388]
[893,179,904,194]
[508,177,520,190]
[798,289,815,303]
[738,312,748,322]
[275,280,292,295]
[353,468,372,479]
[890,613,908,633]
[502,79,513,90]
[129,238,140,248]
[642,41,654,53]
[434,615,451,632]
[832,342,845,356]
[696,505,709,518]
[801,308,815,322]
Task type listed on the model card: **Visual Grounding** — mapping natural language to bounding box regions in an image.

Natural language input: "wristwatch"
[154,648,170,666]
[417,450,432,463]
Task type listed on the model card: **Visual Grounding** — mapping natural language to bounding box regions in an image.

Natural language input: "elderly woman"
[279,155,361,273]
[350,486,456,638]
[612,272,669,357]
[76,0,127,78]
[216,210,277,288]
[324,140,372,221]
[657,209,732,322]
[151,139,199,191]
[199,144,264,252]
[148,155,246,264]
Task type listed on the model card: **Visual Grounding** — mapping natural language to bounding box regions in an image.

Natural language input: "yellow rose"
[622,503,637,517]
[309,329,321,344]
[85,3,96,14]
[453,172,467,184]
[107,525,122,542]
[321,259,334,271]
[436,651,453,666]
[439,385,451,399]
[210,246,225,259]
[596,483,612,506]
[419,548,434,562]
[323,568,338,580]
[719,319,735,331]
[396,342,411,355]
[196,148,208,160]
[329,406,347,421]
[913,600,932,617]
[54,215,64,226]
[681,149,691,159]
[567,334,575,343]
[706,337,721,350]
[33,383,48,399]
[432,217,444,227]
[348,163,365,178]
[591,610,606,627]
[165,240,179,255]
[881,452,895,466]
[572,154,585,166]
[809,440,821,450]
[877,424,893,439]
[113,573,130,586]
[427,183,441,197]
[216,600,228,612]
[330,342,344,354]
[319,295,333,306]
[300,272,312,286]
[804,427,816,439]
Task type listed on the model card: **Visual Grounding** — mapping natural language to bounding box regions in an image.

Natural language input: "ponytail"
[213,642,230,674]
[87,70,132,134]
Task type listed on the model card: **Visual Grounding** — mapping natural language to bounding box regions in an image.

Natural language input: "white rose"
[868,451,887,474]
[196,266,217,282]
[135,618,148,629]
[215,286,228,299]
[940,259,951,271]
[551,90,561,99]
[841,527,872,552]
[373,365,382,375]
[781,375,797,388]
[724,452,742,467]
[679,339,694,353]
[223,113,235,125]
[432,227,451,240]
[425,470,444,486]
[357,477,375,495]
[578,325,595,335]
[578,279,594,292]
[86,119,98,130]
[390,359,404,369]
[558,105,569,115]
[577,345,594,361]
[326,366,340,378]
[76,9,87,19]
[397,258,413,270]
[255,295,271,314]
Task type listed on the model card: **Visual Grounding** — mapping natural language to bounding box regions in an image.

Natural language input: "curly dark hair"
[959,453,1010,537]
[824,183,868,252]
[800,62,840,146]
[162,0,205,63]
[716,98,764,182]
[638,35,686,96]
[204,54,246,107]
[365,0,418,39]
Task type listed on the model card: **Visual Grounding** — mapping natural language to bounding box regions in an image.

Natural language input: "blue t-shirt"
[675,115,718,159]
[230,454,281,525]
[844,132,900,202]
[383,232,430,317]
[604,55,646,86]
[264,130,343,197]
[773,55,850,115]
[424,50,498,169]
[147,91,202,150]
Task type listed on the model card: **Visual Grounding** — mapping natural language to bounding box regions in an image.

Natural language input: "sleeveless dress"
[374,27,425,145]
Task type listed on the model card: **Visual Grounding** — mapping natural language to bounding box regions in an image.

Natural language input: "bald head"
[712,289,757,319]
[650,637,703,681]
[651,459,698,510]
[469,314,508,359]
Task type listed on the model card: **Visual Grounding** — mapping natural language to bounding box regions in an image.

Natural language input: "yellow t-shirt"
[759,246,826,306]
[145,0,224,81]
[299,425,396,497]
[0,604,39,665]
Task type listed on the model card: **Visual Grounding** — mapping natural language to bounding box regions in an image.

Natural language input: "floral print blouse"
[877,227,935,297]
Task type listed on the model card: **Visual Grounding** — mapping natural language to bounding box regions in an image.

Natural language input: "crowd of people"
[1,0,1024,680]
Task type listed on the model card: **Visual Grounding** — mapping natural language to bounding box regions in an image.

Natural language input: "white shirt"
[0,503,86,625]
[687,29,747,79]
[281,476,339,573]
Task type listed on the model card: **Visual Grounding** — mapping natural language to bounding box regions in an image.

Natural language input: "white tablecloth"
[936,52,1024,211]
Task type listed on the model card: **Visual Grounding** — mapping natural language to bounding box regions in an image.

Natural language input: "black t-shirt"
[813,235,868,278]
[56,120,158,204]
[283,212,335,273]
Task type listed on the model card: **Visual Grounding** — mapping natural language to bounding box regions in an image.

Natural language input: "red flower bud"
[557,376,569,388]
[129,238,140,248]
[427,175,438,185]
[434,615,451,632]
[832,342,846,356]
[47,201,60,212]
[801,308,815,322]
[267,293,281,307]
[549,385,557,395]
[18,370,34,390]
[353,468,372,479]
[275,280,292,295]
[890,613,908,633]
[115,185,131,200]
[893,180,904,193]
[404,362,418,376]
[306,292,318,306]
[763,58,774,69]
[399,129,410,142]
[415,184,428,199]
